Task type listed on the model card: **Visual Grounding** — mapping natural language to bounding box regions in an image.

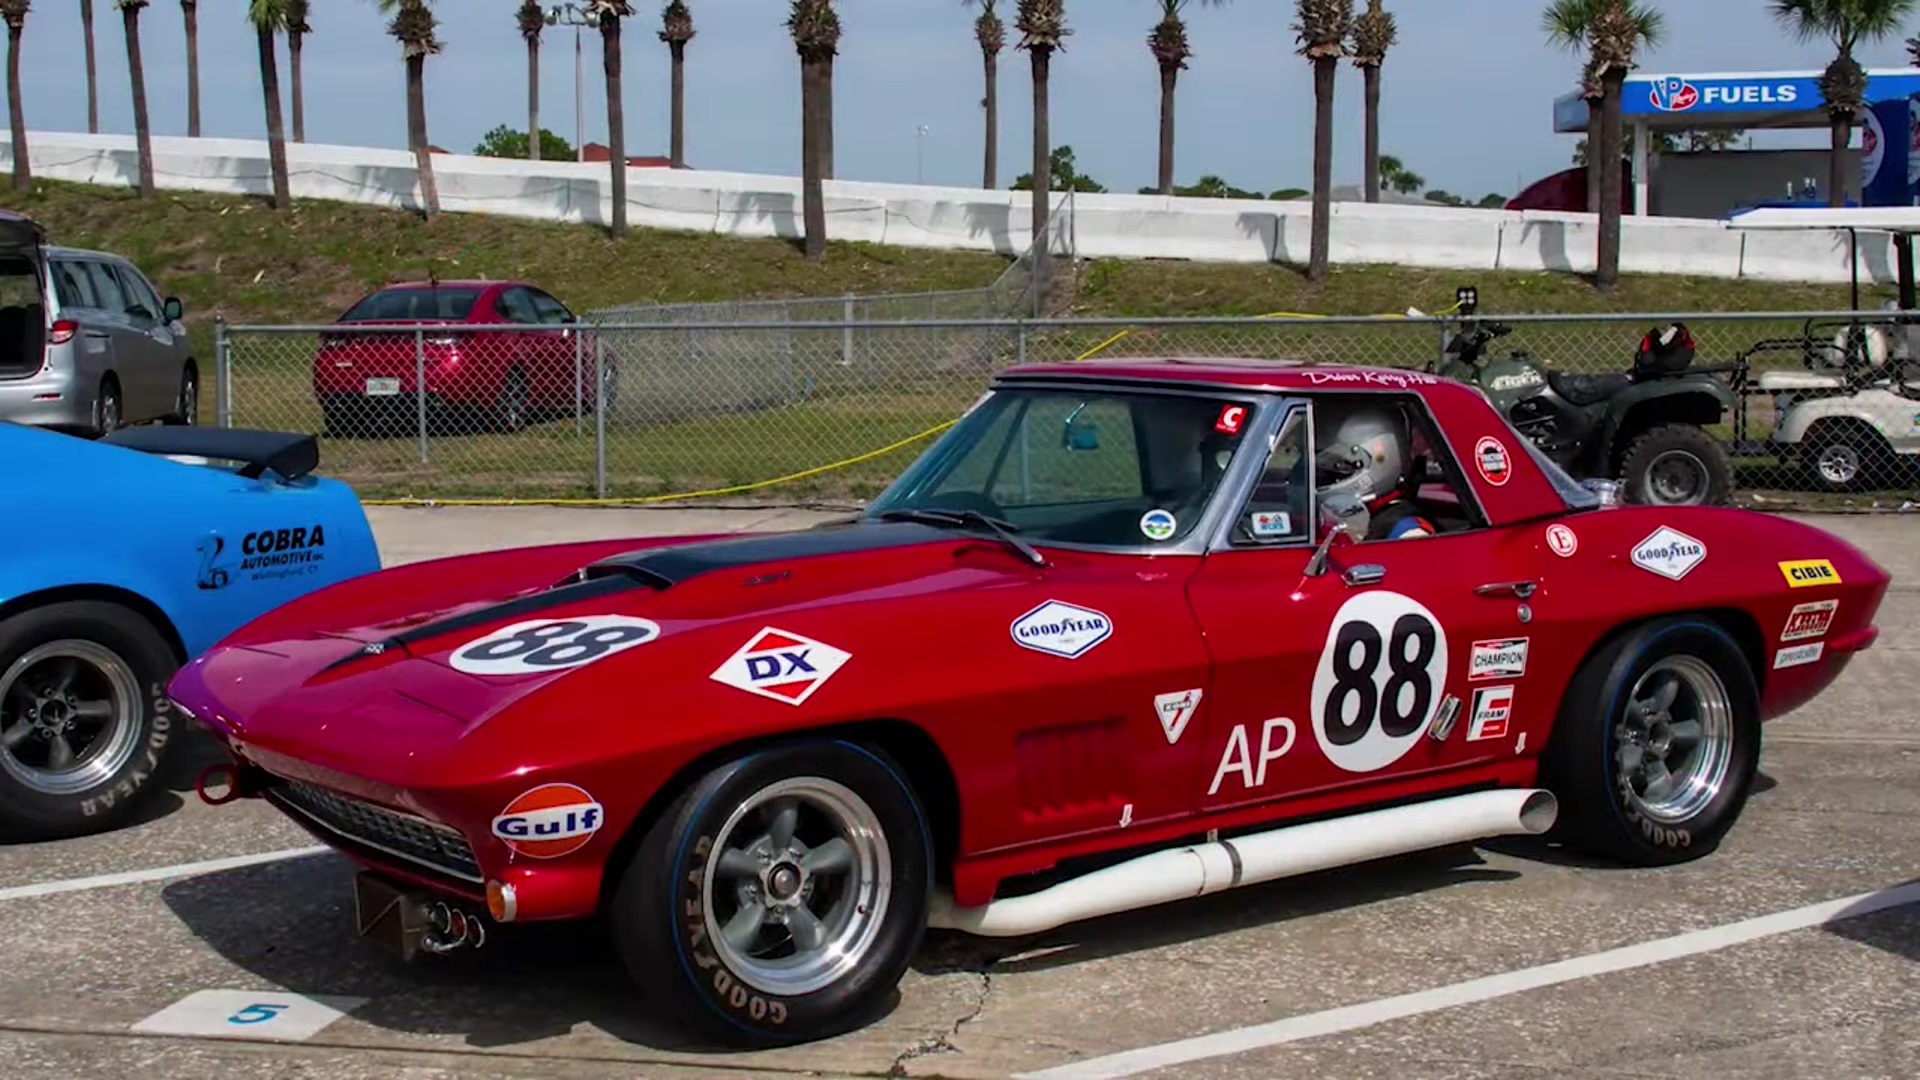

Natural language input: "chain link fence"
[212,306,1920,509]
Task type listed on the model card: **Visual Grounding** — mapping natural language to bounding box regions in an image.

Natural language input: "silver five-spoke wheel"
[0,640,145,796]
[1614,655,1734,825]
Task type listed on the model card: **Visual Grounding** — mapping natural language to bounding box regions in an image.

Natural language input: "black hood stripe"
[319,573,639,674]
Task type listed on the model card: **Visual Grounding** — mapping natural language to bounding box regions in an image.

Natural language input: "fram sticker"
[1215,404,1248,435]
[1474,436,1511,486]
[1779,559,1841,588]
[491,783,604,858]
[1773,642,1825,669]
[1780,599,1839,642]
[710,626,853,705]
[1546,523,1578,558]
[1466,685,1514,741]
[1154,689,1203,745]
[1468,637,1528,681]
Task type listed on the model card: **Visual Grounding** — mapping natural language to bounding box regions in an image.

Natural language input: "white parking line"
[0,846,333,903]
[1015,880,1920,1080]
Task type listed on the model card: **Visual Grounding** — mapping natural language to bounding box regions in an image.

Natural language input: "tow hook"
[195,760,249,805]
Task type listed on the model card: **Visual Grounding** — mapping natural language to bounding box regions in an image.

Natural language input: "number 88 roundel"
[1308,590,1449,773]
[449,615,662,676]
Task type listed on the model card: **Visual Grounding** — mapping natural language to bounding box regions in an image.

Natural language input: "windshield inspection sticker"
[1251,510,1293,538]
[1630,527,1706,580]
[1781,599,1839,642]
[449,615,661,675]
[1139,509,1177,541]
[710,627,853,705]
[1011,600,1113,659]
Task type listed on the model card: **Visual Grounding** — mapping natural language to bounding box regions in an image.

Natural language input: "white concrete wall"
[0,130,1896,287]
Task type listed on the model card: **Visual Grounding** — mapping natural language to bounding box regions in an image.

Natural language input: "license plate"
[365,377,402,396]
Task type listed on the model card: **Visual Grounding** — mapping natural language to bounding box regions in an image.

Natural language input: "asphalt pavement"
[1,506,1916,1080]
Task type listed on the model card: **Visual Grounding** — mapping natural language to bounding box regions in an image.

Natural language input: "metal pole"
[213,317,231,427]
[573,327,584,433]
[594,335,607,497]
[415,327,428,463]
[575,24,584,162]
[842,293,854,368]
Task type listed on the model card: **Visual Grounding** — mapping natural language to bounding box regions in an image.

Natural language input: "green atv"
[1427,290,1744,506]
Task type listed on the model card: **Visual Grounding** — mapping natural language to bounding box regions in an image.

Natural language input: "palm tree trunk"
[1596,68,1625,288]
[405,53,438,219]
[1362,64,1380,204]
[123,5,155,197]
[290,31,305,142]
[981,48,997,190]
[821,55,834,180]
[1829,116,1848,207]
[1030,45,1051,243]
[527,37,541,161]
[800,59,826,261]
[6,24,27,191]
[183,1,200,137]
[1308,55,1335,280]
[602,16,627,238]
[256,24,290,210]
[669,40,686,168]
[81,0,98,134]
[1156,61,1177,195]
[1585,97,1601,212]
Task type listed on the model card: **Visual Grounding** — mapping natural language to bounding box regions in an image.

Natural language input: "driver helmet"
[1313,401,1411,504]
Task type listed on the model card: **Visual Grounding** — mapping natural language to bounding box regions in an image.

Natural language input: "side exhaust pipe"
[927,788,1558,938]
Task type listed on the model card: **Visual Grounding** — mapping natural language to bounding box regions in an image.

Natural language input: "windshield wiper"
[874,508,1048,567]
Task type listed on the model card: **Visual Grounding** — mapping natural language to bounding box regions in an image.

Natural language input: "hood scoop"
[579,519,956,587]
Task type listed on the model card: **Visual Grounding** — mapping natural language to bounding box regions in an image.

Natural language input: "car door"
[74,259,157,417]
[493,286,563,408]
[108,260,183,416]
[1184,393,1539,815]
[526,287,592,415]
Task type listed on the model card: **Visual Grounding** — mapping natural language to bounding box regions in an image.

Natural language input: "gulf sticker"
[1474,436,1511,486]
[490,782,604,859]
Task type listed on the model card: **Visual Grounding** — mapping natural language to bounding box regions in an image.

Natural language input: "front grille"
[270,778,482,883]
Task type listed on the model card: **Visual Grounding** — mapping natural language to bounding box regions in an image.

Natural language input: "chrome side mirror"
[1304,492,1369,577]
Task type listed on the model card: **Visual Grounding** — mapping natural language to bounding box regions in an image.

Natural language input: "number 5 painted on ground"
[227,1003,289,1025]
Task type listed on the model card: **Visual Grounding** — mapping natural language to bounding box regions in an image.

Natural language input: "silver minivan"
[0,211,198,434]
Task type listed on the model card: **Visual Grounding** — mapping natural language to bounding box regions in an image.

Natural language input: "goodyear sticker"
[1779,559,1841,588]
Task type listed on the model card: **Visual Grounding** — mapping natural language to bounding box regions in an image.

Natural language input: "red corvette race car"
[168,358,1888,1047]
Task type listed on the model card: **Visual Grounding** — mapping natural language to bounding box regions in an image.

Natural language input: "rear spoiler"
[99,427,320,481]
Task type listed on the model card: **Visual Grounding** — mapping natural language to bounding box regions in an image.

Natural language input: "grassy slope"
[2,179,1882,505]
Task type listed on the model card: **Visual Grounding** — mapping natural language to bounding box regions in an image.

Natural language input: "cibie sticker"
[1779,559,1841,588]
[709,627,852,705]
[1781,599,1838,642]
[1773,642,1825,670]
[449,615,661,675]
[1011,600,1113,659]
[1154,688,1203,745]
[1630,526,1706,581]
[1474,436,1511,486]
[1466,685,1514,742]
[1310,590,1449,773]
[491,783,603,858]
[1468,637,1528,681]
[1139,508,1178,541]
[1545,523,1578,558]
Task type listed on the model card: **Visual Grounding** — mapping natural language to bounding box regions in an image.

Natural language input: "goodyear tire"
[1539,615,1760,867]
[0,601,181,842]
[610,739,932,1047]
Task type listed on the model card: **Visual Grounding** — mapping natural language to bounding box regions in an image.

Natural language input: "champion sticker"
[1468,637,1528,681]
[1474,436,1511,486]
[1780,599,1838,642]
[709,627,852,705]
[491,783,604,859]
[1546,523,1577,557]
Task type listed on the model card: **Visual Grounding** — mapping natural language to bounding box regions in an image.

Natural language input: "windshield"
[865,385,1258,548]
[339,286,483,322]
[1516,431,1601,509]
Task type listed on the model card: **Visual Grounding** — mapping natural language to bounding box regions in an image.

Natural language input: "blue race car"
[1,421,380,840]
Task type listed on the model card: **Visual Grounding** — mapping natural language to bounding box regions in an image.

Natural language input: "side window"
[495,287,540,324]
[1309,393,1483,542]
[983,395,1143,507]
[51,260,98,309]
[526,288,574,324]
[1229,405,1313,545]
[81,261,129,315]
[112,262,163,321]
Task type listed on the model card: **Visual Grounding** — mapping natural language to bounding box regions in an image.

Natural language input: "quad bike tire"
[1617,423,1732,506]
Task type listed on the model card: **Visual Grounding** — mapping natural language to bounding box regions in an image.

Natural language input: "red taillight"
[48,319,78,346]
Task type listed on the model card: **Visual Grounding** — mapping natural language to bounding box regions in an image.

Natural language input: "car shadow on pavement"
[156,855,903,1054]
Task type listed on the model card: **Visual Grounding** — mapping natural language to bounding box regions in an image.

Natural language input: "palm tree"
[1543,0,1663,288]
[1348,0,1394,203]
[1,0,27,192]
[659,0,694,169]
[81,0,98,133]
[117,0,155,197]
[787,0,839,262]
[1771,0,1920,208]
[1294,0,1352,281]
[286,0,309,141]
[518,0,543,161]
[247,0,290,210]
[376,0,441,219]
[1148,0,1226,196]
[1015,1,1068,244]
[180,0,199,136]
[964,0,1003,190]
[593,1,635,238]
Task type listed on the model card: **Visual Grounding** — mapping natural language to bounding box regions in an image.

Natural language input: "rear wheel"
[92,376,122,437]
[166,364,198,425]
[0,601,181,841]
[494,368,528,433]
[1802,418,1894,493]
[1617,423,1732,506]
[1539,616,1760,866]
[610,739,932,1047]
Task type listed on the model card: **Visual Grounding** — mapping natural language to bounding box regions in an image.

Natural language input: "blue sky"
[13,0,1920,199]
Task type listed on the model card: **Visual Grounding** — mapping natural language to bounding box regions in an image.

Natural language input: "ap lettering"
[748,649,814,682]
[1208,717,1297,795]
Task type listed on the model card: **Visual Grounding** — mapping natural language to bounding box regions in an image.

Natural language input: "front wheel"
[1538,616,1760,866]
[610,739,933,1047]
[1617,423,1732,506]
[1802,419,1894,493]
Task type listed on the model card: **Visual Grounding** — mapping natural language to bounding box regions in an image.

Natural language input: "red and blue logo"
[490,782,603,859]
[1649,76,1698,112]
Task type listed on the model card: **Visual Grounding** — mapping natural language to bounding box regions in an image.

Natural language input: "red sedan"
[311,279,617,436]
[172,357,1887,1047]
